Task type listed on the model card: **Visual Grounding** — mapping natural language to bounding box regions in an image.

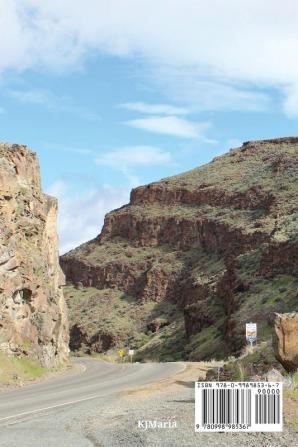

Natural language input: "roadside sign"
[118,349,126,362]
[246,322,257,343]
[128,349,135,363]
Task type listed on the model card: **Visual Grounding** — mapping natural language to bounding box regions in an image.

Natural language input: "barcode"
[202,389,251,426]
[255,394,280,424]
[195,382,282,432]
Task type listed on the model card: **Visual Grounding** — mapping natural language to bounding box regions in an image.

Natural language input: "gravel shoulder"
[88,362,298,447]
[0,360,297,447]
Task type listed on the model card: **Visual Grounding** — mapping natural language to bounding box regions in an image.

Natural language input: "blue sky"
[1,1,298,252]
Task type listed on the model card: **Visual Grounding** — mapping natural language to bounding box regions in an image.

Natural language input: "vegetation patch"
[0,352,46,387]
[64,284,184,360]
[62,140,298,363]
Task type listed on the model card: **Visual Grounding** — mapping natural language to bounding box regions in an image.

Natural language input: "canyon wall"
[0,143,69,367]
[61,138,298,360]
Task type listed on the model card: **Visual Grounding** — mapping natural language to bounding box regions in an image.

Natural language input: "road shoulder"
[87,362,298,447]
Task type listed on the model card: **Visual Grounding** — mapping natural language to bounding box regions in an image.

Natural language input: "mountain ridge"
[61,137,298,361]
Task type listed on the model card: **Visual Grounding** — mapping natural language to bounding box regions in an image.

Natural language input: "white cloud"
[213,138,242,156]
[41,142,93,155]
[46,180,132,254]
[1,1,298,113]
[47,179,66,197]
[95,145,171,169]
[153,69,271,112]
[120,102,189,115]
[126,116,210,139]
[282,84,298,118]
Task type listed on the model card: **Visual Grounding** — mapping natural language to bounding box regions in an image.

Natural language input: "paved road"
[0,360,295,447]
[0,358,182,424]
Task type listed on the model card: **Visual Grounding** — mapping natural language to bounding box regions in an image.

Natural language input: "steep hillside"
[61,138,298,361]
[0,143,69,367]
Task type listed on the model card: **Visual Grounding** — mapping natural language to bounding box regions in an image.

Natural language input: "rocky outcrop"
[61,138,298,360]
[99,209,268,255]
[61,255,178,303]
[69,324,115,353]
[273,312,298,372]
[0,143,69,367]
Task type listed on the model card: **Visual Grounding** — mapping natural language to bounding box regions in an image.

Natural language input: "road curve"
[0,358,183,423]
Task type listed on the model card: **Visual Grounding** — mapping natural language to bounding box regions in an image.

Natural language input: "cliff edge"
[0,143,69,367]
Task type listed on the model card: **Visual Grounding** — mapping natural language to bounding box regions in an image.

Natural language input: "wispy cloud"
[64,106,101,123]
[125,116,211,139]
[95,145,172,169]
[282,84,298,118]
[10,88,101,122]
[41,142,94,155]
[10,89,50,105]
[153,68,272,112]
[1,2,297,114]
[120,102,189,115]
[0,0,298,115]
[47,180,133,254]
[43,143,173,186]
[47,179,66,198]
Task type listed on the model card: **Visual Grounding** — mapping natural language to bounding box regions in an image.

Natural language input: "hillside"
[61,137,298,361]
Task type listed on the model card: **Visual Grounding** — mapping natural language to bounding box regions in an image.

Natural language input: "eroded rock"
[273,312,298,372]
[0,143,69,367]
[61,138,298,359]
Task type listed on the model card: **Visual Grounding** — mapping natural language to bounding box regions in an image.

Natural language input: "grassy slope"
[0,352,45,388]
[64,241,297,361]
[64,285,186,361]
[63,140,298,361]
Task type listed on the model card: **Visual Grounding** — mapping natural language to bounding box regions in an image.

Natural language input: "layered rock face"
[0,143,69,367]
[273,312,298,372]
[61,138,298,360]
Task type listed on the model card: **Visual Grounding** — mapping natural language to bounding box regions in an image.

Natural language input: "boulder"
[273,312,298,372]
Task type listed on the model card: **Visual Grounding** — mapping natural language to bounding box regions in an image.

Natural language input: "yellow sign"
[118,349,126,360]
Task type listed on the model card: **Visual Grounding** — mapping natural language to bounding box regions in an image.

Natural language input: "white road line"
[0,393,104,423]
[0,363,183,424]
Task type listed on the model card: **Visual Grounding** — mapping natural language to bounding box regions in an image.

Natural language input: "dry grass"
[0,352,46,389]
[62,139,298,362]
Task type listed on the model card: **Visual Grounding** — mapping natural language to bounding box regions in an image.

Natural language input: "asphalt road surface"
[0,358,183,446]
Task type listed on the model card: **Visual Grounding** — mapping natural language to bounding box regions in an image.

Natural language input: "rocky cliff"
[0,143,69,367]
[61,138,298,361]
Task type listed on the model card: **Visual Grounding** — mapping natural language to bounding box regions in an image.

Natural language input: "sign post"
[118,348,126,363]
[246,322,257,353]
[128,349,134,363]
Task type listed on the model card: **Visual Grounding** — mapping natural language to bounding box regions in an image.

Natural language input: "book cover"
[0,2,297,446]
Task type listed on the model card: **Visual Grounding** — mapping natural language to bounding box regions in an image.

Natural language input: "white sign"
[246,322,257,343]
[128,349,134,356]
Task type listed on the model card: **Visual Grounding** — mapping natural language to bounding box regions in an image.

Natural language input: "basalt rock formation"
[0,143,69,367]
[61,138,298,360]
[273,312,298,372]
